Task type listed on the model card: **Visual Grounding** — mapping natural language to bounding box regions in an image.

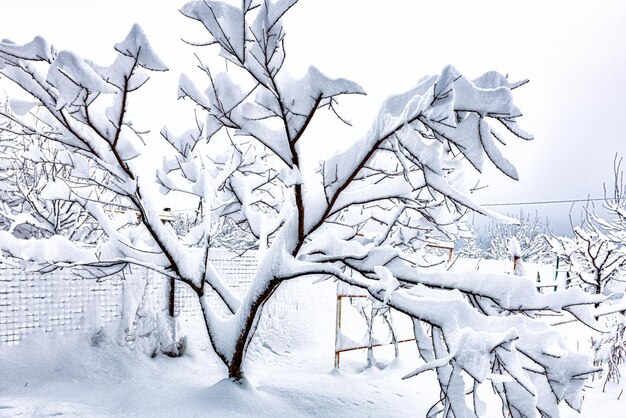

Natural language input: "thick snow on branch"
[319,66,528,231]
[47,50,116,109]
[314,257,600,416]
[0,230,97,264]
[181,1,246,62]
[279,66,364,139]
[114,24,168,72]
[391,288,593,416]
[0,2,603,414]
[0,36,52,63]
[0,27,216,291]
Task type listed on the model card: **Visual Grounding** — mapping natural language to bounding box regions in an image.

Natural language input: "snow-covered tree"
[548,158,626,298]
[458,225,485,259]
[169,212,193,237]
[549,156,626,398]
[548,226,625,297]
[485,210,552,263]
[170,211,258,250]
[0,102,182,349]
[0,1,605,415]
[0,101,106,271]
[590,155,626,252]
[210,216,259,251]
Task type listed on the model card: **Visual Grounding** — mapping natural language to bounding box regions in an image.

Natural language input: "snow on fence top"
[0,249,258,346]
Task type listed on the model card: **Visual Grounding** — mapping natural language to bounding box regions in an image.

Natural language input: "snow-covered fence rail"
[0,250,258,346]
[334,283,415,368]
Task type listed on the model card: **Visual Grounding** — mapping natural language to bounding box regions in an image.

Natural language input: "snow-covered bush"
[170,212,194,237]
[121,271,185,358]
[0,1,606,415]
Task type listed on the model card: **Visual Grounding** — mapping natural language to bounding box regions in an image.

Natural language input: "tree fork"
[226,278,282,382]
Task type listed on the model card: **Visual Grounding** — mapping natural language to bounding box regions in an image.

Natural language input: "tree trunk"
[227,279,281,381]
[197,277,282,382]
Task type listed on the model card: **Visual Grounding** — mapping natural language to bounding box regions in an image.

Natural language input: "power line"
[480,197,619,207]
[163,198,621,213]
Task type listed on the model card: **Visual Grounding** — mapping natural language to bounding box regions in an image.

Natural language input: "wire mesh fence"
[0,268,125,345]
[0,249,258,346]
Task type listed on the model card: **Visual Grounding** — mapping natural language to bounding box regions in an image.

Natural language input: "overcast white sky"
[1,0,625,234]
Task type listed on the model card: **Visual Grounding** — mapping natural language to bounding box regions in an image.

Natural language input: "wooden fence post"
[334,295,342,369]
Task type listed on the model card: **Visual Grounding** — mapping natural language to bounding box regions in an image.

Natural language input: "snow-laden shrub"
[592,313,626,390]
[123,274,185,358]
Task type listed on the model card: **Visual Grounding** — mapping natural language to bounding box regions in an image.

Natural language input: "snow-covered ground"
[547,320,626,418]
[0,278,437,417]
[0,333,434,417]
[1,266,625,417]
